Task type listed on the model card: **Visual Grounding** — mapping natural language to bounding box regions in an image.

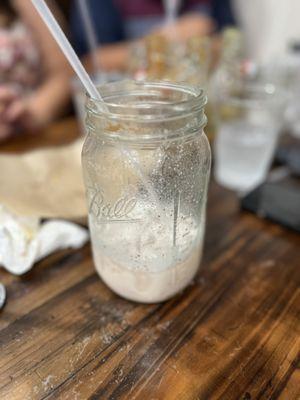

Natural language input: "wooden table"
[0,118,299,400]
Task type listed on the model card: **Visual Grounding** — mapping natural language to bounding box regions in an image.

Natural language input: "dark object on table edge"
[241,136,300,233]
[241,173,300,233]
[276,140,300,176]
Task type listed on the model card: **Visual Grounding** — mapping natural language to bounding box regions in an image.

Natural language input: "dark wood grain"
[0,118,299,400]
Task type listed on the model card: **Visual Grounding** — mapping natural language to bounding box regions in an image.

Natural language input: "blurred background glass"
[214,83,286,192]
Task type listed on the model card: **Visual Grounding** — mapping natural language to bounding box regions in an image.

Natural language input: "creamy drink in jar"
[82,81,211,303]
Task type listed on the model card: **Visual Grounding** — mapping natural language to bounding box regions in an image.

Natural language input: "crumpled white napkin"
[0,205,89,275]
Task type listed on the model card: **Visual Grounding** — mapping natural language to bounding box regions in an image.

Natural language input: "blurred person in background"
[71,0,235,71]
[0,0,71,142]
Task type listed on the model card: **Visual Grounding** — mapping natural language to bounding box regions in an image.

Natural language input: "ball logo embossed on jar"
[89,188,138,223]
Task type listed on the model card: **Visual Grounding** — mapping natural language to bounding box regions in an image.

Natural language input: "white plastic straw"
[163,0,181,26]
[31,0,100,100]
[31,0,169,231]
[77,0,101,74]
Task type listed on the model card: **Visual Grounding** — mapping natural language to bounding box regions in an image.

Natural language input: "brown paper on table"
[0,140,87,220]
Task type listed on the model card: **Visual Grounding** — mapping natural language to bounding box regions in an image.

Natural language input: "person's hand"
[155,14,215,41]
[3,97,36,132]
[0,85,43,141]
[0,85,20,141]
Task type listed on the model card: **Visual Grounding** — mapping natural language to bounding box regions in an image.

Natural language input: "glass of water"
[214,84,286,193]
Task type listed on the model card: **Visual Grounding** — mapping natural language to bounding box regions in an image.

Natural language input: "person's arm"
[79,0,214,73]
[83,14,213,72]
[5,0,72,131]
[155,13,215,41]
[83,42,131,72]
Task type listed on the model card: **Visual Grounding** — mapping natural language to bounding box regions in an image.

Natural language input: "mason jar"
[82,81,211,303]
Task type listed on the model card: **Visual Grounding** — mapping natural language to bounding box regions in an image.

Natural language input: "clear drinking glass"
[214,84,286,193]
[82,81,211,303]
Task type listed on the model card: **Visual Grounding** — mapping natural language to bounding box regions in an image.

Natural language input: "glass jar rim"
[86,80,207,122]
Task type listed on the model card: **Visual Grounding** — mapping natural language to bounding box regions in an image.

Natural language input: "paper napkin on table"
[0,140,89,275]
[0,139,87,219]
[0,205,89,275]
